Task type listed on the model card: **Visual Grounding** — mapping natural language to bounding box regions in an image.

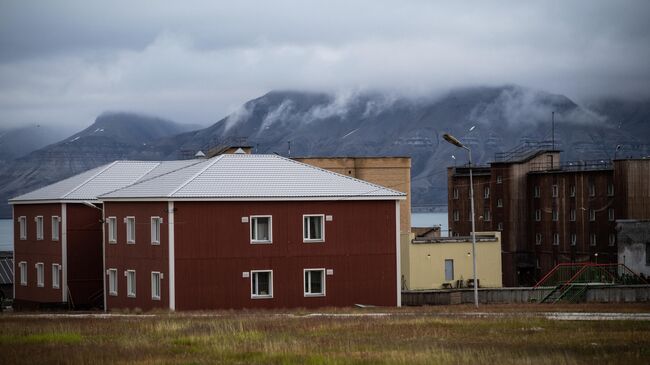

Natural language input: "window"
[52,264,60,289]
[570,208,576,222]
[570,185,576,198]
[444,259,454,281]
[535,233,542,245]
[590,234,597,246]
[126,270,136,297]
[534,186,540,198]
[36,262,44,287]
[646,243,650,266]
[553,233,560,246]
[303,215,325,242]
[107,217,117,243]
[250,216,272,243]
[304,269,325,296]
[126,217,136,244]
[453,188,459,199]
[453,210,459,222]
[483,209,491,222]
[497,198,503,208]
[497,222,503,231]
[251,270,273,298]
[18,216,27,240]
[484,186,490,199]
[552,185,558,198]
[589,183,595,197]
[108,269,118,296]
[609,233,616,247]
[571,234,577,246]
[608,208,615,221]
[552,210,559,221]
[19,261,27,285]
[535,209,541,222]
[607,183,614,197]
[151,272,161,300]
[496,175,503,184]
[51,216,60,241]
[589,209,596,222]
[151,217,162,245]
[468,210,473,222]
[35,216,44,240]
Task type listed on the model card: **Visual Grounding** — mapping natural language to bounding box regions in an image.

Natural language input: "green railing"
[531,263,648,303]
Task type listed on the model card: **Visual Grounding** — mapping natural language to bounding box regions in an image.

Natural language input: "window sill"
[127,241,136,245]
[53,286,60,289]
[37,284,44,288]
[152,296,161,301]
[127,294,136,298]
[303,239,324,244]
[304,293,325,297]
[108,241,117,244]
[151,241,160,245]
[109,292,118,296]
[251,241,272,245]
[251,295,273,299]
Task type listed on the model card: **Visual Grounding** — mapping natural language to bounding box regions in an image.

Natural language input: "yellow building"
[407,232,503,290]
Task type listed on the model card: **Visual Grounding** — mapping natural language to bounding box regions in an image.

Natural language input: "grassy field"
[1,304,649,364]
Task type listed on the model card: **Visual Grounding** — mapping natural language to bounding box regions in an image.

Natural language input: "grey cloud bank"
[1,0,649,129]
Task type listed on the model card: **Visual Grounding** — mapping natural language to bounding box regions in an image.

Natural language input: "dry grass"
[0,304,649,364]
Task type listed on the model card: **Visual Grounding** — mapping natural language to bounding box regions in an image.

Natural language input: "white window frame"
[151,216,162,245]
[453,188,459,199]
[589,183,596,197]
[52,263,60,289]
[535,209,541,222]
[151,271,161,300]
[535,233,542,245]
[497,222,503,231]
[497,199,503,208]
[570,209,576,222]
[51,216,60,241]
[250,215,272,244]
[126,216,136,244]
[609,233,616,246]
[608,208,615,222]
[19,261,27,286]
[484,186,490,199]
[107,217,117,244]
[607,183,614,197]
[570,185,576,198]
[453,210,459,222]
[126,270,136,298]
[496,175,503,184]
[108,268,118,296]
[589,209,596,222]
[590,234,597,246]
[36,262,44,287]
[483,209,491,222]
[534,186,540,198]
[250,270,273,298]
[18,216,27,240]
[303,214,325,243]
[571,234,577,246]
[552,185,558,198]
[35,216,44,240]
[552,210,558,222]
[553,233,560,246]
[303,268,326,297]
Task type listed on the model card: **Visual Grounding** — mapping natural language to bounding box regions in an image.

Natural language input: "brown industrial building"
[447,142,650,286]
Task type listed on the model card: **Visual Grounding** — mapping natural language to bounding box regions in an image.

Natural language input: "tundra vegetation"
[0,304,648,364]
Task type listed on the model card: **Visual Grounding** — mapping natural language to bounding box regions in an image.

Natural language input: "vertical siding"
[66,204,103,307]
[170,200,397,310]
[104,202,169,311]
[13,204,63,305]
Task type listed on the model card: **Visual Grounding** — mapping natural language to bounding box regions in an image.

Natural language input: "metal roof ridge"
[168,155,225,197]
[271,154,406,196]
[60,161,120,199]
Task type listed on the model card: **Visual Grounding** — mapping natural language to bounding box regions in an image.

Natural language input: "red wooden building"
[99,154,405,310]
[9,160,203,308]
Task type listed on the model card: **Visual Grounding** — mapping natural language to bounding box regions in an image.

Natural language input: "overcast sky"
[1,0,649,129]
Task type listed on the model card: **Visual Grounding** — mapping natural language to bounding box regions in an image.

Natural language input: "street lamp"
[443,133,479,309]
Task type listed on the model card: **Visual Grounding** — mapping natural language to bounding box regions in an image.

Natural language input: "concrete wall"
[407,232,503,290]
[402,285,650,305]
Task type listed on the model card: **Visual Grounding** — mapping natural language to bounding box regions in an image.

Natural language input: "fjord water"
[0,219,12,251]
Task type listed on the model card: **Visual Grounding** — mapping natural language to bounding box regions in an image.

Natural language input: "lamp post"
[443,133,479,309]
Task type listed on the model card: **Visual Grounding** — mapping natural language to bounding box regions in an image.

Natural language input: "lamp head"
[443,133,464,148]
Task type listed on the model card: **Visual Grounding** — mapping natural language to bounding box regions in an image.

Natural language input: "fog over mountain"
[1,85,648,218]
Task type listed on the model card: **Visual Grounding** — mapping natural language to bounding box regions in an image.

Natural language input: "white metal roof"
[10,160,204,203]
[100,154,405,201]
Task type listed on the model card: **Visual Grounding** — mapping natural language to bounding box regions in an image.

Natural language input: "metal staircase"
[531,263,647,303]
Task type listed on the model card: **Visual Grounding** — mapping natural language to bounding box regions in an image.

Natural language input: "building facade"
[100,154,405,311]
[448,143,650,286]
